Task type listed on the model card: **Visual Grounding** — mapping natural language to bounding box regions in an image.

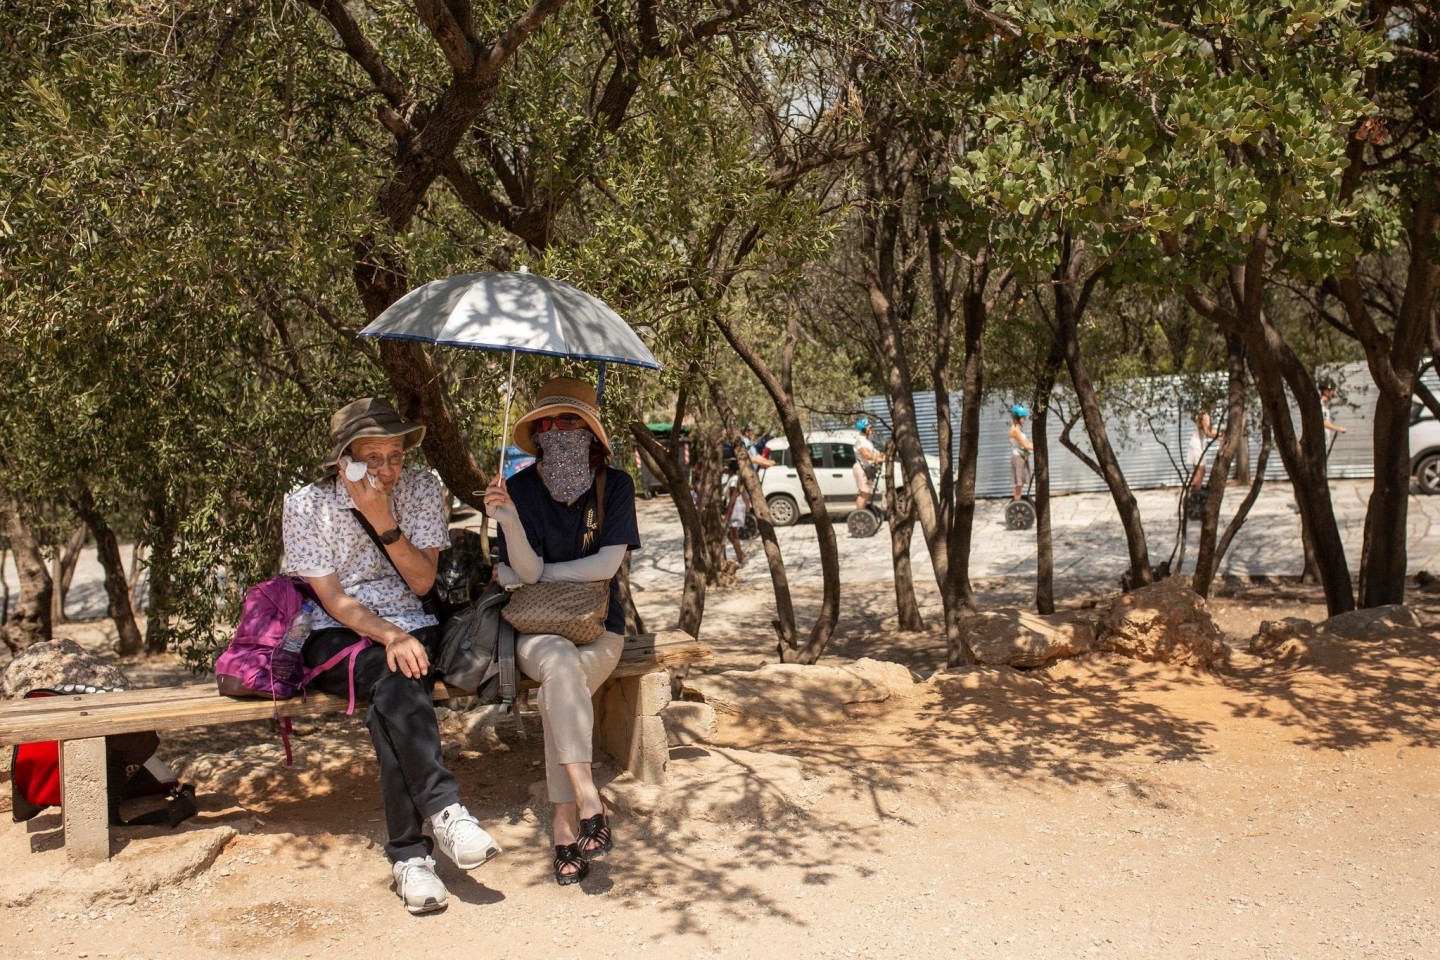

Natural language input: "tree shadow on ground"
[1217,632,1440,752]
[705,666,1216,828]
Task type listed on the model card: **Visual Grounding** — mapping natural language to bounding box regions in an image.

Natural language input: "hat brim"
[323,422,426,473]
[513,396,610,456]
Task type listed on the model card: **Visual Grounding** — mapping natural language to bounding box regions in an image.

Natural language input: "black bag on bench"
[10,687,198,827]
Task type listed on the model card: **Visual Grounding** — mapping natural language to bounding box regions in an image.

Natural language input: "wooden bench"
[0,630,710,865]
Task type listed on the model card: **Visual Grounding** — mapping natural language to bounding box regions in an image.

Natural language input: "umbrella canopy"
[357,271,660,370]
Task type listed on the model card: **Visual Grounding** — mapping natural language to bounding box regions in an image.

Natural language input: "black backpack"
[10,686,198,827]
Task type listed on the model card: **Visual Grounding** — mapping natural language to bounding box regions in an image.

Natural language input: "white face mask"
[536,428,595,502]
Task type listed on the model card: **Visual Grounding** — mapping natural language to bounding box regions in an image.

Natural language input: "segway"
[1006,471,1036,531]
[847,504,883,538]
[1184,483,1209,523]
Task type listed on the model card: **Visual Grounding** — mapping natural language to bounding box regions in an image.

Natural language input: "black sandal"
[553,843,589,886]
[577,811,613,861]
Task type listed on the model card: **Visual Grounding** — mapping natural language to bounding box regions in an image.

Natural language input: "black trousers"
[302,625,460,863]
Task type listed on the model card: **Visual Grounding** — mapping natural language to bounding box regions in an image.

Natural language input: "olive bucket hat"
[322,397,426,476]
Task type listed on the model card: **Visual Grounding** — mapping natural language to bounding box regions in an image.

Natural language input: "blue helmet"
[855,417,871,431]
[1011,404,1030,419]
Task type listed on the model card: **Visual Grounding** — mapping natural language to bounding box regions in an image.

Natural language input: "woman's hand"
[494,562,522,589]
[385,633,430,679]
[484,477,519,525]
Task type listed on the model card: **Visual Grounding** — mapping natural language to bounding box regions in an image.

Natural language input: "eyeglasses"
[359,452,407,471]
[533,413,585,433]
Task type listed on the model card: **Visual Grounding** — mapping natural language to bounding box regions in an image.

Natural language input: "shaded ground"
[2,488,1439,959]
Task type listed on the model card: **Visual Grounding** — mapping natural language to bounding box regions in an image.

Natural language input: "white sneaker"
[392,856,448,915]
[430,803,501,871]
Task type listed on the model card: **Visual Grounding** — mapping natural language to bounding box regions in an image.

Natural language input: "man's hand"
[386,633,429,679]
[343,469,396,527]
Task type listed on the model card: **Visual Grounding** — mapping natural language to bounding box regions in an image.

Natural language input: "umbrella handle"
[498,348,517,482]
[596,361,607,407]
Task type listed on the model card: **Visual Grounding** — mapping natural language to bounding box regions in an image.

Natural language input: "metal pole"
[596,360,608,406]
[497,348,517,481]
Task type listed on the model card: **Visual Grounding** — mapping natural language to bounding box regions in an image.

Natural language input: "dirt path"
[3,506,1439,958]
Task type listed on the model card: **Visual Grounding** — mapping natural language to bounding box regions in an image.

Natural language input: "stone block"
[627,714,668,785]
[662,701,718,746]
[60,736,110,864]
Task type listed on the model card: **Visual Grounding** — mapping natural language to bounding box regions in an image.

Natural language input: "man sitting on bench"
[282,397,500,915]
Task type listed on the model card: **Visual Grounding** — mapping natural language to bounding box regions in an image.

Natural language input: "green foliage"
[948,0,1382,282]
[0,2,381,667]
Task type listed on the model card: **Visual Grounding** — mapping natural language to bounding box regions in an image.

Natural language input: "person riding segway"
[848,418,886,538]
[1005,405,1037,531]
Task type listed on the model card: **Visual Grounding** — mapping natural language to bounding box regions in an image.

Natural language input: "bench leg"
[60,737,110,864]
[594,672,671,786]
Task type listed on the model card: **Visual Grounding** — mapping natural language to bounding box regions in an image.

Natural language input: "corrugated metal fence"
[820,360,1413,500]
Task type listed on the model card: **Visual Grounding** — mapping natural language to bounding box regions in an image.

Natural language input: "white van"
[1411,401,1440,494]
[758,430,944,525]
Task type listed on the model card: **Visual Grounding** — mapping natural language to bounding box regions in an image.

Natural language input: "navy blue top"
[498,465,641,635]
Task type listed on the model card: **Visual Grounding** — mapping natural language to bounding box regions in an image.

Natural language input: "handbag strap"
[581,470,606,555]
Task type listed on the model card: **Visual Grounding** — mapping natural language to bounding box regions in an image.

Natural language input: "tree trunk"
[710,313,841,664]
[1054,242,1150,588]
[1178,229,1353,615]
[74,486,143,657]
[708,376,802,648]
[1,499,52,653]
[630,421,708,638]
[616,552,646,635]
[947,283,986,614]
[885,454,925,631]
[1213,419,1274,573]
[1032,338,1066,615]
[1359,387,1414,605]
[143,498,179,655]
[1192,334,1248,596]
[51,521,86,625]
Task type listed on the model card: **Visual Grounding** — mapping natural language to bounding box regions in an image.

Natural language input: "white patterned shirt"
[282,467,450,633]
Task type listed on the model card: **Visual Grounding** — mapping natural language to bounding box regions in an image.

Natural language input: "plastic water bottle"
[281,599,317,655]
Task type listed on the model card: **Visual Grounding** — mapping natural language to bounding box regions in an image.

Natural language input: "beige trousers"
[515,630,625,803]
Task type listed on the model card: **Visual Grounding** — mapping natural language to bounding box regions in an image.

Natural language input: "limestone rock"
[681,659,907,724]
[662,701,718,746]
[1249,617,1316,660]
[1096,580,1225,668]
[0,639,132,699]
[959,608,1095,667]
[929,664,1050,695]
[846,657,918,697]
[1248,606,1425,668]
[1315,604,1420,640]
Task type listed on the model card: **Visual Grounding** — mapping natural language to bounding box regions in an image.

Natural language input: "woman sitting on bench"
[484,377,640,886]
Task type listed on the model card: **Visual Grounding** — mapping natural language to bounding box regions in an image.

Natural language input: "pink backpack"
[215,577,370,762]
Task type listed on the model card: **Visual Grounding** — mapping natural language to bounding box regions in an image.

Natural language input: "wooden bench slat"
[0,631,709,746]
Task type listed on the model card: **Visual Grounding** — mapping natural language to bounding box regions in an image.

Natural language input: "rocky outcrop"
[1096,580,1225,668]
[959,609,1094,667]
[0,638,131,699]
[680,657,914,724]
[1249,605,1423,665]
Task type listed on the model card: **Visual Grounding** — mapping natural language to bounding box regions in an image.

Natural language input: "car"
[758,430,944,526]
[1411,400,1440,494]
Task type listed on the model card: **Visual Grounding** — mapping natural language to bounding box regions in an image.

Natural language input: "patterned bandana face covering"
[536,428,596,503]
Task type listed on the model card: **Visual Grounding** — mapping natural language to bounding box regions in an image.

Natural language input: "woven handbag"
[501,471,611,644]
[501,579,610,644]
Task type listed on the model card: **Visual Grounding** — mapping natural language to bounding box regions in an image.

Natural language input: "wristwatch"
[377,527,403,546]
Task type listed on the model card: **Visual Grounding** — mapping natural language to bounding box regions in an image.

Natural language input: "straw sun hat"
[511,378,611,456]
